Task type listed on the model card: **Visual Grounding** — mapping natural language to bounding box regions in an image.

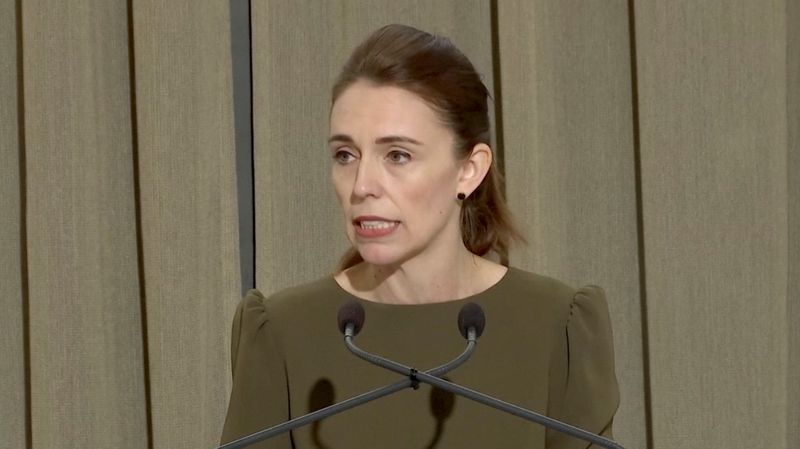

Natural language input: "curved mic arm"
[344,323,478,380]
[344,323,413,377]
[426,327,476,377]
[410,371,626,449]
[343,326,626,449]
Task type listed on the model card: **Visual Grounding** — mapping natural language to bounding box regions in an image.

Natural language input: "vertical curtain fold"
[786,1,800,446]
[0,1,26,447]
[497,2,647,447]
[130,1,240,448]
[21,0,148,447]
[635,1,790,448]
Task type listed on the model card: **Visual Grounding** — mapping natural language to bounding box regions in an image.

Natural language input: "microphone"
[337,300,364,336]
[217,301,479,449]
[457,302,485,339]
[339,300,485,341]
[342,303,627,449]
[340,301,482,381]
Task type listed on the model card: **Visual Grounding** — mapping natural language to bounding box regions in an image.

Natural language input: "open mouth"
[358,220,398,230]
[353,218,400,237]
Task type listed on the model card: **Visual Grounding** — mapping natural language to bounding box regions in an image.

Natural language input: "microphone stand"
[216,332,477,449]
[344,326,627,449]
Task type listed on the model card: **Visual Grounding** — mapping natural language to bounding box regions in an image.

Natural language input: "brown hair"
[333,24,524,270]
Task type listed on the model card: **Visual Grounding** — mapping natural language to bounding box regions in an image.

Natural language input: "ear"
[457,143,493,197]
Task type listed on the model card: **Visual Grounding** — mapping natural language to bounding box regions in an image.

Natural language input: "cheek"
[331,169,352,204]
[401,169,458,212]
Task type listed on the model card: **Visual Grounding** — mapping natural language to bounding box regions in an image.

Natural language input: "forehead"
[330,81,451,142]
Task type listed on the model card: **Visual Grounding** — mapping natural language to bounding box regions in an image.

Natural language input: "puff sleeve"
[220,289,292,449]
[546,286,620,449]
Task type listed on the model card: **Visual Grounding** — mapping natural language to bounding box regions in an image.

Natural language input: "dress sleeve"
[546,285,620,449]
[220,289,292,449]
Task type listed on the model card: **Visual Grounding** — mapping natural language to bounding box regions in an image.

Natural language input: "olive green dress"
[220,268,619,449]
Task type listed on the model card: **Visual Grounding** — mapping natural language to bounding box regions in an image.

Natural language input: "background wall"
[1,1,797,448]
[2,1,239,448]
[634,2,791,448]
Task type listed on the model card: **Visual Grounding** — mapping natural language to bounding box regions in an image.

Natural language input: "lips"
[353,216,400,238]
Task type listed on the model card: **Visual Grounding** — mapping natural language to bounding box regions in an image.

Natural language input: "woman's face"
[329,80,465,267]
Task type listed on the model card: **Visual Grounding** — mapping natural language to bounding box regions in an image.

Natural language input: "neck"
[343,244,503,305]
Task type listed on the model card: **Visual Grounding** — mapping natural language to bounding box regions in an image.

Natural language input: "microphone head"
[457,302,485,339]
[337,300,365,336]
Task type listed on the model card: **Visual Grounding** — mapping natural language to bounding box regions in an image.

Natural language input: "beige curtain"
[1,1,239,448]
[1,1,797,449]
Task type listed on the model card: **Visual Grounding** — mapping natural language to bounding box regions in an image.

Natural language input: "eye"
[333,148,357,164]
[387,149,411,164]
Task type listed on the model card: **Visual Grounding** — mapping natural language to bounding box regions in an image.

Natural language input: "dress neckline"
[328,266,516,308]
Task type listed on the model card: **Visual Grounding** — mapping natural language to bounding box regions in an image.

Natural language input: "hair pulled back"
[333,24,523,270]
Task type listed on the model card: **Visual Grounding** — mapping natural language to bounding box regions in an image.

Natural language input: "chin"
[355,243,412,268]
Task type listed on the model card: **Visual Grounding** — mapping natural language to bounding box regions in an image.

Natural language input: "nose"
[352,156,383,200]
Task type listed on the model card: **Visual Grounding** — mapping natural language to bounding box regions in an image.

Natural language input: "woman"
[221,24,619,449]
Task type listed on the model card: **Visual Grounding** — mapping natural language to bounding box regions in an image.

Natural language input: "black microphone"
[337,300,364,336]
[457,302,485,339]
[340,301,483,381]
[339,300,485,341]
[217,301,479,449]
[342,303,627,449]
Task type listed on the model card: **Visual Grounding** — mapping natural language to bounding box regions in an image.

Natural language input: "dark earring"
[457,192,466,200]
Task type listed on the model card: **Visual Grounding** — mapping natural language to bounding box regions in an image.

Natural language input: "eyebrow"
[328,134,423,146]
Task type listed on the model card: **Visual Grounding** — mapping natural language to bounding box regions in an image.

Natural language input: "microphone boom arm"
[344,326,626,449]
[343,323,477,382]
[411,369,625,449]
[218,377,413,449]
[217,326,478,449]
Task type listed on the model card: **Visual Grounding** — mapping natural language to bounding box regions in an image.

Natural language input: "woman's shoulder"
[502,267,607,317]
[504,267,578,300]
[238,275,342,318]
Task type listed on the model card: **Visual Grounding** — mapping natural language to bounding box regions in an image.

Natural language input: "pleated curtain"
[1,1,797,448]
